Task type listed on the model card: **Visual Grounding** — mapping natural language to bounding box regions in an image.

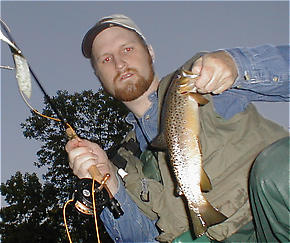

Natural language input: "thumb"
[191,57,203,75]
[65,138,82,153]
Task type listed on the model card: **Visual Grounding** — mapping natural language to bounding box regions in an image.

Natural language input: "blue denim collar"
[125,91,159,151]
[125,91,158,126]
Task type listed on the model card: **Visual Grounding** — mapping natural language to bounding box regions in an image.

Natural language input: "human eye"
[102,56,112,64]
[123,47,133,53]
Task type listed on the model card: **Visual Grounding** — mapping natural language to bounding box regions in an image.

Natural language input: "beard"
[112,66,154,102]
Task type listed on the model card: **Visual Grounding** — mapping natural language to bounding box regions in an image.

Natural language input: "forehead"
[92,26,141,56]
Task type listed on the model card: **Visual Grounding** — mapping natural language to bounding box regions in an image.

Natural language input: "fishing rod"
[1,18,123,242]
[0,18,69,129]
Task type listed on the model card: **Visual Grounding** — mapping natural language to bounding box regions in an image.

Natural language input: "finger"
[204,76,217,93]
[95,162,111,177]
[203,69,226,93]
[65,138,81,153]
[191,57,203,75]
[212,77,234,94]
[77,139,105,155]
[68,146,92,166]
[72,149,97,166]
[212,86,225,94]
[67,139,101,160]
[74,157,98,179]
[73,139,94,149]
[195,67,214,92]
[74,156,112,180]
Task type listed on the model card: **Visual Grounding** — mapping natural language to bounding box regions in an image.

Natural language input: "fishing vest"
[113,54,289,242]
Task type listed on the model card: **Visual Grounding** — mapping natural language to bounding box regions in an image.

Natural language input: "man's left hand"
[192,50,238,94]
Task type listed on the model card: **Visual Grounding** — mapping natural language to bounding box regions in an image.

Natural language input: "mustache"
[113,68,138,83]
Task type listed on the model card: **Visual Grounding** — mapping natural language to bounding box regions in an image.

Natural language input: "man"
[66,14,289,242]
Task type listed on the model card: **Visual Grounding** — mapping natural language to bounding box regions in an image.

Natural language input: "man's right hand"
[65,138,119,195]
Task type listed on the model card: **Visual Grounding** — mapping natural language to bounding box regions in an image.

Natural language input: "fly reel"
[73,178,124,219]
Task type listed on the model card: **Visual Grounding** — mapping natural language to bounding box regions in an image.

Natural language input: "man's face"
[91,26,155,101]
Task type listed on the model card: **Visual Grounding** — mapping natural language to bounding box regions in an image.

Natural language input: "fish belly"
[167,93,204,208]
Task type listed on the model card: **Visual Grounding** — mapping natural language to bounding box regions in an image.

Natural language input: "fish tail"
[197,200,228,227]
[189,210,207,237]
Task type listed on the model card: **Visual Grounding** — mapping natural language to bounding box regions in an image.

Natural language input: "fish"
[152,69,227,237]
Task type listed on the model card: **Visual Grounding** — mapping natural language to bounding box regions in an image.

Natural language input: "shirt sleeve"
[213,44,289,119]
[225,44,289,100]
[100,176,159,243]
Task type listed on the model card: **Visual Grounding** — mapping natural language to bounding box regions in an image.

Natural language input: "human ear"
[147,44,155,63]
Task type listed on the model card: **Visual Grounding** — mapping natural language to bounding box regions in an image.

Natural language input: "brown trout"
[152,69,227,237]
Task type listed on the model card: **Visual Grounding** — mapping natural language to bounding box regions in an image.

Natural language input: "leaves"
[1,88,131,242]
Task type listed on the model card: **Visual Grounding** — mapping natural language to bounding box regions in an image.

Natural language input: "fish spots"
[160,71,227,234]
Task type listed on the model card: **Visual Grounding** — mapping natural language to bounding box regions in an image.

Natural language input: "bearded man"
[66,14,289,243]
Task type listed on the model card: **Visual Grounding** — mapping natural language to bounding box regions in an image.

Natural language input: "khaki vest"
[119,54,289,242]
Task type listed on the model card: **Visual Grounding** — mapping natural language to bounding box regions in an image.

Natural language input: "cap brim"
[81,23,112,58]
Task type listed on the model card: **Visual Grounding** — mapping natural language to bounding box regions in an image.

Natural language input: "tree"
[1,89,131,242]
[1,172,63,243]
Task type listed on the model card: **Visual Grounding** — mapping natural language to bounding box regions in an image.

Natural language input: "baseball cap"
[81,14,146,58]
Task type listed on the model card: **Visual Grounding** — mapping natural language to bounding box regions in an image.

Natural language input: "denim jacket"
[100,44,289,242]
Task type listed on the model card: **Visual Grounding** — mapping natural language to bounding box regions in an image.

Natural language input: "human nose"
[115,55,127,71]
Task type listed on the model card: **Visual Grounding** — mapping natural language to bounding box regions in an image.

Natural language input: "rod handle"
[66,126,113,197]
[88,165,103,183]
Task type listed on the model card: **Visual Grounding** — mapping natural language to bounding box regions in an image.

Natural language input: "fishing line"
[92,179,101,243]
[1,18,68,128]
[63,173,111,243]
[63,198,74,243]
[1,18,114,243]
[63,179,101,243]
[19,89,75,130]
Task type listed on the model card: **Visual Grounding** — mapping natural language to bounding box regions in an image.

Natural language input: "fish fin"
[198,200,228,227]
[189,210,207,237]
[200,168,212,192]
[189,93,209,106]
[151,132,167,150]
[197,139,212,192]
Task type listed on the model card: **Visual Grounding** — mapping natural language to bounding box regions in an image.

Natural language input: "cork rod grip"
[66,127,104,183]
[88,166,103,183]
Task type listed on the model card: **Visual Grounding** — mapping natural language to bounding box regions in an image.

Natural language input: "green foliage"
[1,89,131,242]
[0,172,64,242]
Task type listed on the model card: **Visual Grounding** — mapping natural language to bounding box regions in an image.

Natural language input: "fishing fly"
[0,18,123,243]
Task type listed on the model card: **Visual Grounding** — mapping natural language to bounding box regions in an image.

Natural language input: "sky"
[1,1,289,206]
